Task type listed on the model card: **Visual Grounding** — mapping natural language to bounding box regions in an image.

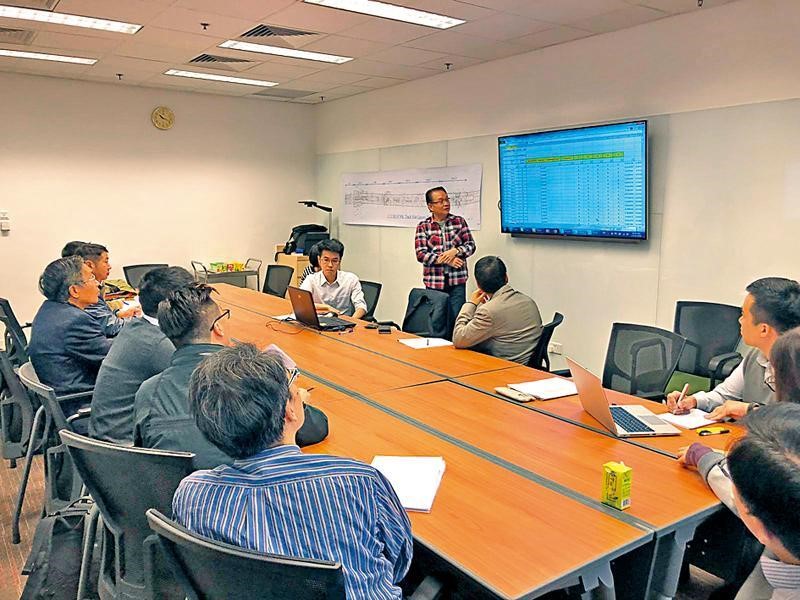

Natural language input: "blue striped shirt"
[172,445,413,599]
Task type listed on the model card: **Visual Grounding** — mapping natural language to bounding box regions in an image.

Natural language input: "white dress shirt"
[300,270,367,317]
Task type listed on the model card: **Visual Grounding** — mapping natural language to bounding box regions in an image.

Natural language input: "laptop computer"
[287,286,356,332]
[566,357,680,437]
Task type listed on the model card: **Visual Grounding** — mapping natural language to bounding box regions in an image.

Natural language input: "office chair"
[12,362,92,544]
[0,349,36,467]
[145,509,346,600]
[527,312,564,371]
[674,301,743,389]
[190,261,209,283]
[244,258,263,291]
[0,296,31,367]
[602,323,687,401]
[123,264,168,289]
[263,265,294,298]
[60,430,194,600]
[401,288,450,339]
[360,280,382,321]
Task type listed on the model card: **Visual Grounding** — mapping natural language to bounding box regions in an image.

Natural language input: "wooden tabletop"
[304,383,652,600]
[456,366,745,456]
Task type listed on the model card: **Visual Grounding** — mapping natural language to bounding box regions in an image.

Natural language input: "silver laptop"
[566,357,680,437]
[286,286,356,332]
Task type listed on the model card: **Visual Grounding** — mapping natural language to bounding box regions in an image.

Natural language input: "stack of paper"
[371,456,446,512]
[398,338,453,349]
[509,378,578,400]
[660,409,717,429]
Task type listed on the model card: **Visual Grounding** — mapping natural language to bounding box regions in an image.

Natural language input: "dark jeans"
[443,283,466,339]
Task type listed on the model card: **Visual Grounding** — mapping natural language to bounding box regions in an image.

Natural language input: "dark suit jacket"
[29,299,112,395]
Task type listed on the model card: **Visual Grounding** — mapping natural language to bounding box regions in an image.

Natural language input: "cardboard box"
[602,461,632,510]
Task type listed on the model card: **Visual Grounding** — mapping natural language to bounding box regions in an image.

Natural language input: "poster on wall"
[342,164,482,229]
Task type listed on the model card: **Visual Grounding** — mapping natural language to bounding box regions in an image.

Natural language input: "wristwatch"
[747,402,762,414]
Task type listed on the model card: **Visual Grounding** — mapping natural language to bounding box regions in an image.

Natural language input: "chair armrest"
[551,368,572,378]
[638,390,666,402]
[362,316,377,323]
[66,408,91,426]
[408,575,444,600]
[707,352,742,374]
[376,321,401,330]
[57,390,94,403]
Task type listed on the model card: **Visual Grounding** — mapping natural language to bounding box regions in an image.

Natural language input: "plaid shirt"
[414,214,476,289]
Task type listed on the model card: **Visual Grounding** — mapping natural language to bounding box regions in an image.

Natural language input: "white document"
[509,378,578,400]
[371,456,446,512]
[398,338,453,349]
[659,409,718,430]
[272,313,295,321]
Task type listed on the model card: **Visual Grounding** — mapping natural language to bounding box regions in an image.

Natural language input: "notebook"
[508,378,578,400]
[371,456,446,512]
[660,409,717,430]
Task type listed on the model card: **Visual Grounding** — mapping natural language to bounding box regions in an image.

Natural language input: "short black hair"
[771,327,800,403]
[138,267,194,318]
[39,256,85,302]
[60,241,85,257]
[308,242,321,269]
[317,238,345,259]
[189,343,290,459]
[157,283,220,347]
[474,256,507,294]
[425,186,446,204]
[75,242,109,263]
[728,403,800,560]
[746,277,800,333]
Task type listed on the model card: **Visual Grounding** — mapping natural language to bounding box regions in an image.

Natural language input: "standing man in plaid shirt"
[415,186,476,330]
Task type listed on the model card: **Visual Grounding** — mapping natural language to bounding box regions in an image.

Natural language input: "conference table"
[214,283,745,599]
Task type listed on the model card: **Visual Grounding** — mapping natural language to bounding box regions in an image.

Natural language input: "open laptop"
[287,286,356,332]
[566,357,680,437]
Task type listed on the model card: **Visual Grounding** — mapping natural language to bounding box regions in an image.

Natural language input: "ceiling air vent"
[0,27,35,45]
[187,53,253,72]
[240,25,315,38]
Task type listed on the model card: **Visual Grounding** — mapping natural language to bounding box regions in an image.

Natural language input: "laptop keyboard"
[610,406,654,433]
[319,316,354,329]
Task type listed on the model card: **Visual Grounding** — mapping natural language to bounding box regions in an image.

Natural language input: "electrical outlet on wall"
[547,342,563,355]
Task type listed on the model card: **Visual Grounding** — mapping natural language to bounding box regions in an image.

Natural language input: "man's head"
[157,283,229,348]
[317,238,345,282]
[39,256,100,309]
[728,403,800,564]
[138,267,194,319]
[474,256,508,295]
[188,343,305,459]
[741,277,800,353]
[75,243,111,283]
[60,241,85,258]
[425,186,450,221]
[771,326,800,403]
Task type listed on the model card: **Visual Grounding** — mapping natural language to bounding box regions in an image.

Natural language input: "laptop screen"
[287,286,320,328]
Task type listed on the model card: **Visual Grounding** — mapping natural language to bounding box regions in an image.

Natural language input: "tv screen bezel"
[498,119,649,243]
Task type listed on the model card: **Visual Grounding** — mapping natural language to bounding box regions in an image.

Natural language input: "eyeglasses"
[75,274,97,287]
[765,372,776,392]
[428,198,449,205]
[287,367,299,387]
[209,308,230,332]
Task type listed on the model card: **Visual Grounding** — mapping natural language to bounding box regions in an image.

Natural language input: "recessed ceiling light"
[165,69,279,87]
[303,0,464,29]
[0,5,142,34]
[0,48,96,64]
[219,40,352,64]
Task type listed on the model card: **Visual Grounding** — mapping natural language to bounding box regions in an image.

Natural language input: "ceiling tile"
[125,26,218,52]
[418,53,482,70]
[496,0,632,23]
[54,0,166,23]
[512,25,593,50]
[336,19,432,44]
[263,3,371,34]
[336,57,438,79]
[115,40,201,63]
[401,0,495,21]
[318,83,372,98]
[172,0,295,22]
[292,69,368,85]
[32,30,123,54]
[90,54,172,75]
[147,6,256,39]
[628,0,734,13]
[451,11,552,41]
[570,5,667,33]
[354,75,406,88]
[405,30,526,60]
[83,69,154,84]
[299,34,389,57]
[366,45,449,66]
[241,60,321,80]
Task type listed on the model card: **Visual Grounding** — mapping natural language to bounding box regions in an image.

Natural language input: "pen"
[699,428,730,436]
[306,387,315,392]
[426,338,430,347]
[675,383,690,413]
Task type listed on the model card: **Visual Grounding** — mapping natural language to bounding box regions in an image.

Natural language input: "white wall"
[0,72,317,323]
[314,0,800,372]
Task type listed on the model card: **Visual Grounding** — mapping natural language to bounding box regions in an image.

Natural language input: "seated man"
[133,284,328,469]
[453,256,543,364]
[75,242,140,337]
[29,256,112,399]
[173,344,412,599]
[300,238,367,319]
[667,277,800,419]
[90,266,194,444]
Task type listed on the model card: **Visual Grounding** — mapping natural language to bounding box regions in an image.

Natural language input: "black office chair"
[674,301,743,389]
[527,312,564,371]
[60,430,194,600]
[0,296,31,367]
[145,509,346,600]
[602,323,687,400]
[360,280,382,321]
[263,265,295,298]
[12,362,92,544]
[123,264,169,289]
[401,288,450,339]
[0,349,36,467]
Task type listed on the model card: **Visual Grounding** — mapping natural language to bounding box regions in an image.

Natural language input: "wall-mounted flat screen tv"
[499,120,647,241]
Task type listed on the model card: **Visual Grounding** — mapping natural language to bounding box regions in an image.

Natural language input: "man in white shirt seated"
[300,238,367,319]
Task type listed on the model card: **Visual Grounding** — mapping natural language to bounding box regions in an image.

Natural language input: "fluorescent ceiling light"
[0,48,96,64]
[219,40,352,64]
[165,69,279,87]
[0,5,142,34]
[303,0,464,29]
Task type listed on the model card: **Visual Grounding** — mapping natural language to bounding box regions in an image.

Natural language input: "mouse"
[365,323,379,329]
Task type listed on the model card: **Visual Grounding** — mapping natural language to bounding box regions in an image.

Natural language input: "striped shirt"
[172,445,413,599]
[761,553,800,599]
[414,214,476,289]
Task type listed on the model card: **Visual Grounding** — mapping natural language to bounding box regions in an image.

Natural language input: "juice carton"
[602,461,632,510]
